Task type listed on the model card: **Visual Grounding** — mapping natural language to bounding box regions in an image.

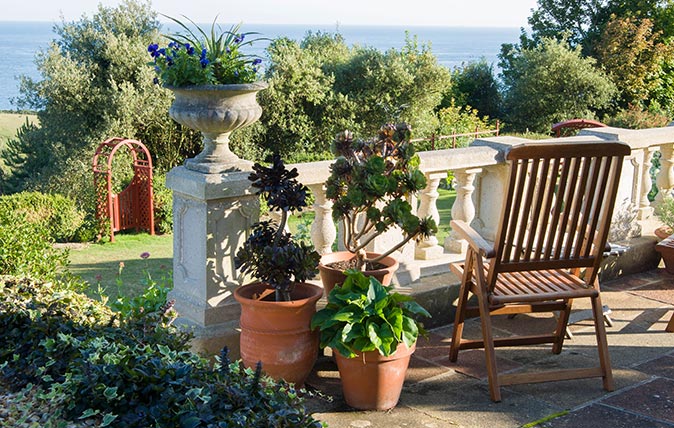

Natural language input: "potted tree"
[320,123,437,293]
[311,270,431,410]
[233,154,322,386]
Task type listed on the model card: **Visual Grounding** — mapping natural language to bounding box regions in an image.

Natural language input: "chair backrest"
[487,141,631,289]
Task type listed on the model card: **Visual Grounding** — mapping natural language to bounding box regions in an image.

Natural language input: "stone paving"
[304,268,674,428]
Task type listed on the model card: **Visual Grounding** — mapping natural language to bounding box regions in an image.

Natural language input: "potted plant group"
[233,154,322,386]
[320,123,437,293]
[148,16,267,172]
[655,196,674,273]
[311,270,431,410]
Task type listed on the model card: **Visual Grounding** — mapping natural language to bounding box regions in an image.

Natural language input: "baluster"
[307,183,336,255]
[638,147,657,220]
[445,168,481,253]
[415,172,446,260]
[656,142,674,203]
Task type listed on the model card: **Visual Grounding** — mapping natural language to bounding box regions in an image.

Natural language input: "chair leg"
[591,295,614,392]
[552,299,572,354]
[450,250,475,362]
[473,257,501,402]
[666,311,674,333]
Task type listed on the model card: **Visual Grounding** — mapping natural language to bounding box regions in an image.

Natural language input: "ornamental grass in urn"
[148,16,267,172]
[320,123,437,290]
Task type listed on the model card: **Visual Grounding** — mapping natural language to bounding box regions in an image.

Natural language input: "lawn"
[69,188,456,300]
[67,232,173,300]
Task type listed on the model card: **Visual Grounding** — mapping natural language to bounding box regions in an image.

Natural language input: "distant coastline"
[0,21,520,111]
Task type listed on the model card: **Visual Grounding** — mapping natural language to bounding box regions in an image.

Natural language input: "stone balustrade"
[167,126,674,353]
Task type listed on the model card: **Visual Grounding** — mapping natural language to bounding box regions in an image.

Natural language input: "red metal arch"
[93,138,155,242]
[552,119,607,137]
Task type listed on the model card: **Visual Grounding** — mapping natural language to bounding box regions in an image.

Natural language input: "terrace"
[165,125,674,425]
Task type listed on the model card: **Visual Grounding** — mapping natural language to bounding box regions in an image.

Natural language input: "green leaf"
[401,315,419,348]
[79,408,100,419]
[101,413,118,427]
[103,386,118,400]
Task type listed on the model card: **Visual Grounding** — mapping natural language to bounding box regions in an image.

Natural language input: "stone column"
[656,142,674,202]
[415,171,446,260]
[445,168,481,253]
[638,147,656,220]
[307,183,336,255]
[167,166,258,355]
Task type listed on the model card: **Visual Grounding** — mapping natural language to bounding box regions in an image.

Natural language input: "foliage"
[149,17,262,87]
[2,0,201,196]
[499,37,616,133]
[152,173,173,234]
[655,196,674,230]
[325,123,437,267]
[426,103,494,150]
[0,276,322,427]
[235,155,320,301]
[605,103,671,129]
[0,211,71,282]
[594,15,673,109]
[0,191,84,242]
[311,270,430,358]
[447,59,501,120]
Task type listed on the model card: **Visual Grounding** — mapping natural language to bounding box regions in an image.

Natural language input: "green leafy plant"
[325,123,437,269]
[149,16,263,86]
[0,276,322,427]
[235,154,321,301]
[311,270,430,358]
[655,196,674,230]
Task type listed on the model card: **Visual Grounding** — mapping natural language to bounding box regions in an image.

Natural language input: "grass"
[67,185,456,301]
[67,232,173,300]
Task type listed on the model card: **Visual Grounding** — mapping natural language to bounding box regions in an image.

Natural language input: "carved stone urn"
[167,82,268,173]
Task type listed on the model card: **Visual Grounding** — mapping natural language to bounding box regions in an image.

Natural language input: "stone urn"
[167,82,268,173]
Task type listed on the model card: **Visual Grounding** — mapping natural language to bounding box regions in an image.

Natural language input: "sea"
[0,21,520,111]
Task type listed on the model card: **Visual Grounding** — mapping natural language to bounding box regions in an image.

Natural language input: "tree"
[448,59,501,120]
[500,37,616,133]
[595,15,673,109]
[2,0,200,197]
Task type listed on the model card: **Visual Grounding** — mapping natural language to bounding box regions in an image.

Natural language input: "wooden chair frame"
[448,141,631,402]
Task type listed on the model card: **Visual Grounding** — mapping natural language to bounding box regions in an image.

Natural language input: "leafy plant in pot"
[321,123,438,293]
[311,270,431,410]
[233,154,322,386]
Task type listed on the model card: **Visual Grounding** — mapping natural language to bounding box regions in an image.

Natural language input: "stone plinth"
[167,166,258,355]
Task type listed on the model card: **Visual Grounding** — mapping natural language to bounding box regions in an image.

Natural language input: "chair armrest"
[450,220,496,258]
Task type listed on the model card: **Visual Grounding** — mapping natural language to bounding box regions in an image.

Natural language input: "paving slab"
[538,404,673,428]
[601,378,674,424]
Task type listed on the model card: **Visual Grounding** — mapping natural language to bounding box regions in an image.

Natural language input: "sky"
[3,0,538,28]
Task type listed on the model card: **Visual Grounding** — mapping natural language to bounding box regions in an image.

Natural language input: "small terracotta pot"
[233,282,323,386]
[318,251,399,296]
[334,342,416,410]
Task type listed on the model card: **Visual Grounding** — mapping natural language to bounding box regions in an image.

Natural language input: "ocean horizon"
[0,21,521,111]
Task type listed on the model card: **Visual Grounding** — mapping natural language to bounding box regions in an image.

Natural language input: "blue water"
[0,21,519,111]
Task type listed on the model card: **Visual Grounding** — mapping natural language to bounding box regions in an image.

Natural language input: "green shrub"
[152,173,173,234]
[0,211,70,282]
[0,276,322,427]
[605,104,671,129]
[0,191,84,242]
[655,196,674,230]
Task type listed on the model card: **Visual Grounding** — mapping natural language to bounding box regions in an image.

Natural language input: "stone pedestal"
[167,166,258,355]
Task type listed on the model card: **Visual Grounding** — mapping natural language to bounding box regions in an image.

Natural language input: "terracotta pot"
[334,342,416,410]
[233,282,323,386]
[318,251,399,296]
[655,226,674,240]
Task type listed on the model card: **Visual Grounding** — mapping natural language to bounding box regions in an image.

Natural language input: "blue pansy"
[252,58,262,66]
[185,43,195,55]
[200,58,210,68]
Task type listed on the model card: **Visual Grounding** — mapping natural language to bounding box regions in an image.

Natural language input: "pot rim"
[233,281,323,307]
[333,341,416,362]
[319,251,399,274]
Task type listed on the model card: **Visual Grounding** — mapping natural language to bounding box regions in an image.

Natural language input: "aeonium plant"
[148,16,263,86]
[234,154,321,302]
[325,123,438,270]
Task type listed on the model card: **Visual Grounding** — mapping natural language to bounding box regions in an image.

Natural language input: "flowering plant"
[148,16,263,87]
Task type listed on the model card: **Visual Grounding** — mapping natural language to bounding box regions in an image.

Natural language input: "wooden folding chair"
[448,141,630,402]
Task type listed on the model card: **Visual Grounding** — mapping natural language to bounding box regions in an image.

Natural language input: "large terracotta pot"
[167,82,267,173]
[233,282,323,386]
[334,342,416,410]
[318,251,399,296]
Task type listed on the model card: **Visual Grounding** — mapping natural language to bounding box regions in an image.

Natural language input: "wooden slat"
[545,158,571,260]
[532,158,559,261]
[554,157,580,258]
[513,159,540,262]
[458,334,558,350]
[464,301,568,318]
[564,157,591,259]
[504,160,530,262]
[499,367,604,386]
[523,158,550,261]
[583,157,612,258]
